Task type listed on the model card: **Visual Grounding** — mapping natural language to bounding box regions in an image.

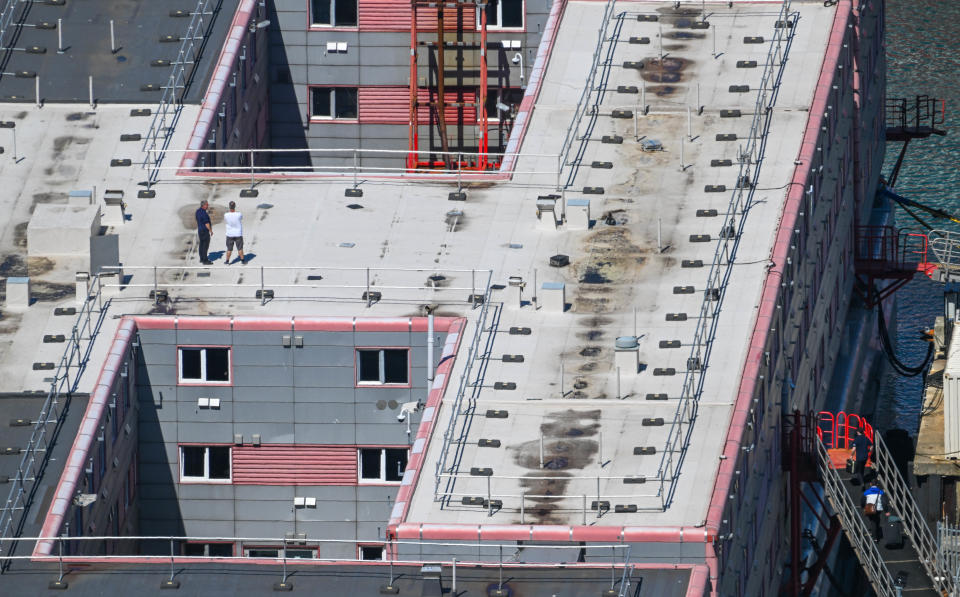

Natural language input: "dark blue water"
[877,0,960,431]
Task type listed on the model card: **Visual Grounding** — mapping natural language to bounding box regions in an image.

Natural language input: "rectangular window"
[178,347,230,383]
[245,546,316,558]
[359,544,385,560]
[356,348,409,385]
[358,448,408,483]
[481,0,523,29]
[310,87,358,120]
[184,542,234,557]
[180,446,231,482]
[310,0,357,26]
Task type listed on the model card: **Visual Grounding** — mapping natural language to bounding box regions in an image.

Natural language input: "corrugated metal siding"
[232,445,357,485]
[358,0,476,31]
[359,86,478,123]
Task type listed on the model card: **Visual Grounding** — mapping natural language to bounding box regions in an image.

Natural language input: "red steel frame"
[408,0,489,171]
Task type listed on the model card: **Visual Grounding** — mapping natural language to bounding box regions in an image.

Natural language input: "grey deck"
[0,0,239,103]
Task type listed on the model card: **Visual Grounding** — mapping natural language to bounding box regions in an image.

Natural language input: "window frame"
[358,543,386,561]
[309,0,358,28]
[308,86,359,122]
[355,347,411,387]
[478,0,525,30]
[183,541,236,557]
[177,345,232,386]
[244,545,317,559]
[357,447,408,485]
[178,445,233,484]
[485,87,525,121]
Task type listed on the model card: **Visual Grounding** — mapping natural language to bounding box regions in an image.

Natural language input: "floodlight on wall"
[248,19,270,33]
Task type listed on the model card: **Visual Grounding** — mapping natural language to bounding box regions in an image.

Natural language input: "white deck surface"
[0,1,835,529]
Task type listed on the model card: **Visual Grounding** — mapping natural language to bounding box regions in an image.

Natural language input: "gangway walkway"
[815,431,951,596]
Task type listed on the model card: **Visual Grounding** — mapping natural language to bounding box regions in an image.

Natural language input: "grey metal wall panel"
[232,330,291,346]
[235,520,295,537]
[358,124,409,141]
[233,385,294,402]
[233,364,294,386]
[137,329,176,345]
[232,345,292,366]
[235,485,297,501]
[309,53,362,69]
[179,499,237,521]
[232,422,295,443]
[235,499,294,521]
[355,402,418,427]
[181,519,236,537]
[306,31,361,45]
[295,423,357,444]
[139,342,176,365]
[176,400,234,422]
[316,541,356,559]
[354,387,414,405]
[354,331,410,347]
[176,385,233,404]
[273,30,307,47]
[303,500,358,521]
[138,383,176,407]
[410,331,441,348]
[176,329,233,346]
[357,46,410,68]
[293,345,355,367]
[138,499,182,521]
[355,424,409,445]
[290,486,358,501]
[294,401,356,424]
[294,386,356,402]
[140,463,178,486]
[177,422,235,444]
[293,365,356,388]
[139,440,174,464]
[177,484,236,501]
[297,331,355,347]
[234,401,295,423]
[305,126,362,143]
[356,501,394,522]
[142,364,177,387]
[358,66,410,86]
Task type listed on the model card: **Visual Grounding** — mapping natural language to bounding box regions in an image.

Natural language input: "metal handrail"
[654,0,799,510]
[815,438,897,596]
[102,265,494,308]
[433,271,495,501]
[873,432,954,595]
[0,0,21,53]
[929,229,960,274]
[142,0,217,186]
[0,277,109,566]
[555,0,620,189]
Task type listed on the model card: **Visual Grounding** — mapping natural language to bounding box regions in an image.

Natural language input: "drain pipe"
[427,307,435,391]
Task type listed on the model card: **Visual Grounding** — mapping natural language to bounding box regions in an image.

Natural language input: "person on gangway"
[861,482,888,542]
[852,429,873,485]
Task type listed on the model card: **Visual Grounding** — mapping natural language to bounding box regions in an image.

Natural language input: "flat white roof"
[0,1,836,531]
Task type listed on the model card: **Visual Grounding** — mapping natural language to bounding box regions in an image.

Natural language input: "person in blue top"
[195,200,213,264]
[861,482,888,542]
[852,429,872,486]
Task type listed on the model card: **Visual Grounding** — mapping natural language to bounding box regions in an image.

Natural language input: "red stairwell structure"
[853,225,933,308]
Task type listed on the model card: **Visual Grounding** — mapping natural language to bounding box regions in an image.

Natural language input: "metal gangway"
[815,430,953,596]
[928,229,960,283]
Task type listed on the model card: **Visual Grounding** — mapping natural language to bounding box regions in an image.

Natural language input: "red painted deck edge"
[34,317,137,558]
[697,2,852,596]
[181,0,257,171]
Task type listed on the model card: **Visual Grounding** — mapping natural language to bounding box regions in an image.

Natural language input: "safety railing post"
[249,149,255,189]
[487,475,492,517]
[281,537,288,585]
[259,266,265,305]
[520,491,525,524]
[498,544,503,591]
[153,266,159,305]
[57,536,65,583]
[452,557,457,593]
[169,537,176,583]
[582,494,587,525]
[365,268,371,308]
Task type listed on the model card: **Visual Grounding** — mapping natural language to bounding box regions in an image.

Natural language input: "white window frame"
[357,448,408,484]
[356,348,409,385]
[178,347,231,384]
[478,0,525,30]
[309,86,358,120]
[245,546,316,559]
[309,0,357,27]
[358,544,386,561]
[179,446,232,483]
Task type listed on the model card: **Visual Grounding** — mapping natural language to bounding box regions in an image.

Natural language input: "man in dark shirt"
[195,200,213,264]
[852,429,872,485]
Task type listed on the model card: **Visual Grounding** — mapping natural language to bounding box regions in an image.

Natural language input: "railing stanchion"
[260,266,265,306]
[249,149,255,190]
[597,476,601,518]
[57,536,65,583]
[169,537,176,584]
[520,491,525,524]
[487,475,492,517]
[153,266,159,305]
[452,557,457,593]
[582,494,587,525]
[498,544,504,591]
[365,268,371,308]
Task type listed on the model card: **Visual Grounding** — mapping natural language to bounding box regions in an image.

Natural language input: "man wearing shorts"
[223,201,245,265]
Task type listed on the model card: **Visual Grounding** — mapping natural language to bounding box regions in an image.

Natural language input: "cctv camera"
[511,53,521,65]
[397,412,407,422]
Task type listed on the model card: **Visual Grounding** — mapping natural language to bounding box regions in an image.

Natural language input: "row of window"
[309,0,523,29]
[184,541,386,560]
[178,347,410,385]
[180,446,408,484]
[309,87,525,121]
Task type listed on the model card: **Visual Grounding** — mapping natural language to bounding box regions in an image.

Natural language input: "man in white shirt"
[223,201,245,265]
